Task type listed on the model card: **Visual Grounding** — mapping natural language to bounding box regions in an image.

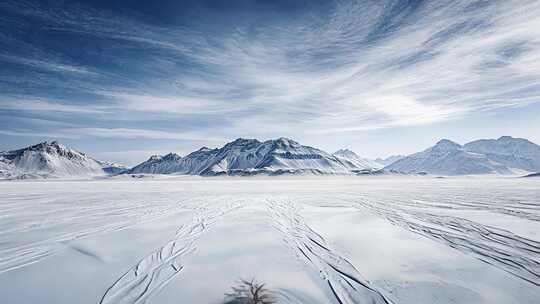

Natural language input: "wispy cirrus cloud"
[0,129,77,139]
[68,128,224,142]
[1,0,540,156]
[0,54,97,75]
[0,127,223,142]
[0,99,108,113]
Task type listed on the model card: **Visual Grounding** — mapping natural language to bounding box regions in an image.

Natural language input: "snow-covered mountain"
[333,149,383,170]
[128,153,183,174]
[128,138,378,176]
[385,139,512,175]
[5,136,537,178]
[463,136,540,172]
[97,161,129,175]
[0,141,126,179]
[374,155,405,166]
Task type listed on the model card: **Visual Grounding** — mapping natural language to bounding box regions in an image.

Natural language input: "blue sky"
[1,0,539,165]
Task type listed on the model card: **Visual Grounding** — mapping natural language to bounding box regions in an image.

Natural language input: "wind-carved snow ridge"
[339,196,540,286]
[266,200,393,304]
[99,201,244,304]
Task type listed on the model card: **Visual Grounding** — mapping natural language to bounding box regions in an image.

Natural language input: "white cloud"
[2,0,540,141]
[0,99,108,113]
[0,54,96,75]
[0,127,225,143]
[99,92,246,115]
[67,128,224,142]
[0,129,78,139]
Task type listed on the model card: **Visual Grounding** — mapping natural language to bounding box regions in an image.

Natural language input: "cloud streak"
[0,127,224,143]
[1,0,539,148]
[69,128,224,142]
[0,99,108,113]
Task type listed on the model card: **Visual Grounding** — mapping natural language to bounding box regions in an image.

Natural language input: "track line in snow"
[0,199,197,275]
[265,199,393,304]
[335,195,540,287]
[99,201,244,304]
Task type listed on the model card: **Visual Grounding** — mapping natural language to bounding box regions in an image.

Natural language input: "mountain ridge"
[385,136,540,175]
[128,137,381,176]
[2,135,539,178]
[463,136,540,172]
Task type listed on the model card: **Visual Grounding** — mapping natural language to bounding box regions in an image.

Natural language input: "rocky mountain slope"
[374,155,405,166]
[333,149,383,170]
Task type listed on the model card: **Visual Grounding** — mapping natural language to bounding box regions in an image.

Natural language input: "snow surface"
[0,177,538,304]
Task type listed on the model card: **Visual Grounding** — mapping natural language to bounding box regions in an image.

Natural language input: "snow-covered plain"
[0,176,539,304]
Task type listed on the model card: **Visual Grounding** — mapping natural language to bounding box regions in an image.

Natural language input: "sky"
[1,0,540,165]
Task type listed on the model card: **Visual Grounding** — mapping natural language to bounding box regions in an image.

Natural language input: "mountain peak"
[233,137,256,142]
[276,137,293,142]
[273,137,299,146]
[434,139,461,149]
[25,141,85,159]
[162,153,182,161]
[227,138,260,147]
[334,149,358,158]
[148,155,162,161]
[498,136,514,140]
[33,141,64,149]
[497,135,530,144]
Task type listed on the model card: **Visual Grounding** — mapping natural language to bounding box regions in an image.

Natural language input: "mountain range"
[128,138,381,176]
[1,136,539,179]
[386,136,540,175]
